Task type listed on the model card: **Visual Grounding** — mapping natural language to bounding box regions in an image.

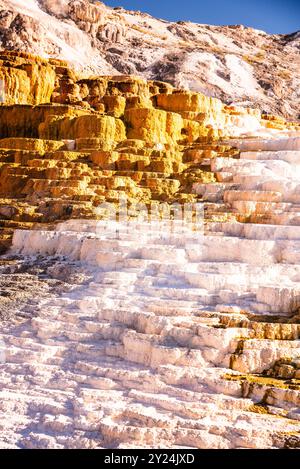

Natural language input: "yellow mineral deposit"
[2,51,298,252]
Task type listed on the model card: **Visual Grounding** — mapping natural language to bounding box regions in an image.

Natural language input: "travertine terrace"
[0,51,300,449]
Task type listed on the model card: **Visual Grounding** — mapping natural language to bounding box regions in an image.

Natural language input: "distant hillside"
[0,0,299,118]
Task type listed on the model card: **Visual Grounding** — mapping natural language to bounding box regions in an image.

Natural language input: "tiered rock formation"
[3,51,298,252]
[0,51,300,448]
[3,167,300,447]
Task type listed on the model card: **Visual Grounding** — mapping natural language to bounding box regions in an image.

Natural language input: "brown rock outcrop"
[0,51,56,105]
[1,0,299,119]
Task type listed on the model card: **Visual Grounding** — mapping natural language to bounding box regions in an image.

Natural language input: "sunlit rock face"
[4,52,298,252]
[0,51,300,449]
[0,0,299,119]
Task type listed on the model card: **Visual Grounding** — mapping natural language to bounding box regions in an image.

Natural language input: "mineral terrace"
[0,50,300,449]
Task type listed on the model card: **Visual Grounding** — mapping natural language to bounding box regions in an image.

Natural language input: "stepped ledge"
[0,51,300,449]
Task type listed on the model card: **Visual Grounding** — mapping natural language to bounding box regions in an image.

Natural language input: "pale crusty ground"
[0,256,92,322]
[0,238,299,449]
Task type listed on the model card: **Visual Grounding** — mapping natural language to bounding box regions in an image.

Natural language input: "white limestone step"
[256,285,300,313]
[236,137,300,152]
[185,236,278,265]
[231,338,300,374]
[231,201,295,214]
[224,190,283,203]
[258,212,300,226]
[214,222,300,240]
[240,151,300,164]
[192,182,240,199]
[260,181,300,203]
[231,174,265,187]
[138,285,219,303]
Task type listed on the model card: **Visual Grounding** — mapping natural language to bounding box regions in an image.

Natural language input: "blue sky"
[105,0,300,34]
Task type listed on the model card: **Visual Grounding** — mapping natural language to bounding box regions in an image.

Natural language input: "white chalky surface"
[1,133,300,448]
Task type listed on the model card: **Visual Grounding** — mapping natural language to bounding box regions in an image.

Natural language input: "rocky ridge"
[0,0,299,119]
